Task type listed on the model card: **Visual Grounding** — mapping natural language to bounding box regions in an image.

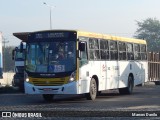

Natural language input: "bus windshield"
[26,41,76,73]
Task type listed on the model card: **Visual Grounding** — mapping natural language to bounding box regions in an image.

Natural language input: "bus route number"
[54,65,65,72]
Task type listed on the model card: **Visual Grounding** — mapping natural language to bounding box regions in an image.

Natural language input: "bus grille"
[30,77,68,86]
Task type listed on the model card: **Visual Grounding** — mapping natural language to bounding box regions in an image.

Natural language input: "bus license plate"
[43,88,52,91]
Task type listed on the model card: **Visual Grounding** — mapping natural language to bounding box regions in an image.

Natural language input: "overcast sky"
[0,0,160,46]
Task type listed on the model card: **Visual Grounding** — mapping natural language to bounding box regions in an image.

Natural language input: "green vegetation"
[134,18,160,52]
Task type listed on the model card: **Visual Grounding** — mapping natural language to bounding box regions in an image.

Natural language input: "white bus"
[13,30,148,101]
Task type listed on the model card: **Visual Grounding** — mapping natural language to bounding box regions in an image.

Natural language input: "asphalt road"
[0,82,160,119]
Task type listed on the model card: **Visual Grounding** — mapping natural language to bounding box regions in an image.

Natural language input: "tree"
[134,18,160,52]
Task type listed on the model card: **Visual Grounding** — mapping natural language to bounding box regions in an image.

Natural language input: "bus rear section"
[77,34,148,100]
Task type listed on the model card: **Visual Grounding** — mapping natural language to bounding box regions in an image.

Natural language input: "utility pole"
[43,2,56,29]
[2,37,9,72]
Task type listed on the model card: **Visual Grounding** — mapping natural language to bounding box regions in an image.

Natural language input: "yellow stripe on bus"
[77,31,146,44]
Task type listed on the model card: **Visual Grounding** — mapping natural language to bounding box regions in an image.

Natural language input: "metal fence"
[148,52,160,82]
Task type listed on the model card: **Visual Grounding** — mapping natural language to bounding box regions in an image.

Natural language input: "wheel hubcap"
[91,80,96,97]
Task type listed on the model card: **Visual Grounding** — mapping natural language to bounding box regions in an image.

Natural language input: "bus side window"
[134,44,141,60]
[141,44,147,60]
[118,42,126,60]
[79,40,88,67]
[80,48,87,60]
[110,41,118,60]
[127,43,134,60]
[100,39,109,60]
[89,38,100,60]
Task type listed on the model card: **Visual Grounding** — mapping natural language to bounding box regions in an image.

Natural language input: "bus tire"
[85,78,97,100]
[43,94,54,101]
[119,76,133,95]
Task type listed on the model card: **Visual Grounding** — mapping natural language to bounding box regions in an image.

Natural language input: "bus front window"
[26,41,76,73]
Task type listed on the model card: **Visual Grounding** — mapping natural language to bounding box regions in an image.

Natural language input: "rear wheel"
[43,94,54,101]
[119,76,134,95]
[86,78,97,100]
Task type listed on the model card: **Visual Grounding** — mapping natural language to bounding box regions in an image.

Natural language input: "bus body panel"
[105,61,119,89]
[78,63,90,94]
[118,61,130,88]
[78,60,148,94]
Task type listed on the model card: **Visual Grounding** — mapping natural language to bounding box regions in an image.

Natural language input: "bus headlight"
[26,78,29,82]
[69,71,76,83]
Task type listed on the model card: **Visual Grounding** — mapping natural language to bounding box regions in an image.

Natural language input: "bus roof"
[13,30,77,42]
[13,32,30,42]
[13,29,146,44]
[77,31,146,44]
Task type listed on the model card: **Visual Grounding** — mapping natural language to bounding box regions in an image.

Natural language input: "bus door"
[78,41,89,93]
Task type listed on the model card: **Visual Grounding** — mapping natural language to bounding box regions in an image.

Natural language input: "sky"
[0,0,160,46]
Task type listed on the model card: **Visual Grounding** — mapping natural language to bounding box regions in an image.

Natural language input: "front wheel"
[43,94,54,101]
[85,78,97,100]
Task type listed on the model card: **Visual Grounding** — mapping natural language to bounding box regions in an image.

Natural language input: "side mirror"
[79,42,86,51]
[20,42,23,53]
[12,50,15,60]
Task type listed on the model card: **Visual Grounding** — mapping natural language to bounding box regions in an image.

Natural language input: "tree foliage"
[134,18,160,52]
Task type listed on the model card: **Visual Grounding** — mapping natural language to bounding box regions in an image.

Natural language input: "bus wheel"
[43,94,54,101]
[127,76,134,94]
[119,76,133,95]
[86,78,97,100]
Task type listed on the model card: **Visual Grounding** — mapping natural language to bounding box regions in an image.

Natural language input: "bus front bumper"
[24,81,78,94]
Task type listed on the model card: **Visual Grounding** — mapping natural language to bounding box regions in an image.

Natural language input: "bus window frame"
[109,40,118,60]
[100,39,109,60]
[134,43,141,60]
[118,41,127,61]
[126,43,134,60]
[88,38,100,60]
[78,37,89,67]
[140,44,147,60]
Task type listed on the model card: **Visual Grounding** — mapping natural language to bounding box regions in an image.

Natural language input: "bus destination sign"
[35,32,69,39]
